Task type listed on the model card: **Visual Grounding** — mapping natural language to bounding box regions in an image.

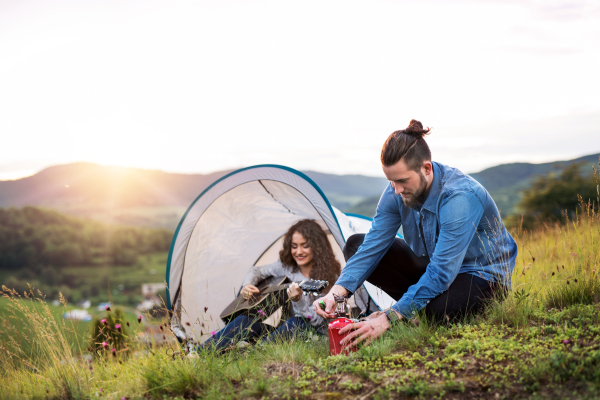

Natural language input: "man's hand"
[286,282,302,302]
[241,284,260,300]
[312,285,348,318]
[339,313,392,349]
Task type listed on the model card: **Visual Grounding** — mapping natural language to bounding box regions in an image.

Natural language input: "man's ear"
[423,161,433,176]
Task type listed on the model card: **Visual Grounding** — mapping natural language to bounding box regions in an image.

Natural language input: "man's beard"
[401,171,428,209]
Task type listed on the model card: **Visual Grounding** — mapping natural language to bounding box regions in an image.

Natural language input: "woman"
[203,219,341,351]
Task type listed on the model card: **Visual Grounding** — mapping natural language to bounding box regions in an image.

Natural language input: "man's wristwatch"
[384,309,402,326]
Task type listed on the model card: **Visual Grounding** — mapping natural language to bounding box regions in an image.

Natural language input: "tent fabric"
[166,164,393,343]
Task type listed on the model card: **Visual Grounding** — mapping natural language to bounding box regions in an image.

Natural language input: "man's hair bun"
[380,119,432,169]
[404,119,431,139]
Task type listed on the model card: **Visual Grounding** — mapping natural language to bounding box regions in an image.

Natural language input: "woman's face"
[291,231,314,268]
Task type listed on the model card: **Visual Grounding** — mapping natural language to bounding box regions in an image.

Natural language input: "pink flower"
[111,348,116,357]
[99,388,103,392]
[211,331,216,336]
[105,305,111,311]
[115,324,121,331]
[137,315,142,323]
[257,310,267,317]
[306,315,312,320]
[563,339,570,344]
[102,342,108,348]
[101,319,107,324]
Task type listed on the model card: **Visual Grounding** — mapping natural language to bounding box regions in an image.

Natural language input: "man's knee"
[343,234,365,262]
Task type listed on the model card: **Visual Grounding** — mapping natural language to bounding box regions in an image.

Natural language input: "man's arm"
[391,190,484,318]
[313,185,402,317]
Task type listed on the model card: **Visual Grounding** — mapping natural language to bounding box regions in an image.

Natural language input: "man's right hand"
[312,285,349,318]
[242,284,260,300]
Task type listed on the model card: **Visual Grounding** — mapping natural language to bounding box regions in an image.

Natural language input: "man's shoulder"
[435,162,487,199]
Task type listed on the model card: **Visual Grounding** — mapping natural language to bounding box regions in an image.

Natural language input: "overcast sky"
[1,0,599,180]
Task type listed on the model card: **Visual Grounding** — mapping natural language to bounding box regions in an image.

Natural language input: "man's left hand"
[338,314,391,349]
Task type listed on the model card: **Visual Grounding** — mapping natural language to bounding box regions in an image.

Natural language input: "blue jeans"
[202,316,313,351]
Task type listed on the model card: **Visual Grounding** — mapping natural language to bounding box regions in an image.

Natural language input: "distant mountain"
[346,154,600,217]
[1,154,597,227]
[469,154,599,216]
[0,163,388,229]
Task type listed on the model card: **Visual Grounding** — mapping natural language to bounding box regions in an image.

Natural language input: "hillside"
[0,163,388,229]
[1,154,598,225]
[469,153,599,216]
[347,153,600,217]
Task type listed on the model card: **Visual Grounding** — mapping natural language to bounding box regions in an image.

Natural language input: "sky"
[1,0,599,180]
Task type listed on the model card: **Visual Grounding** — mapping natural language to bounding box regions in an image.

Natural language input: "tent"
[166,164,396,343]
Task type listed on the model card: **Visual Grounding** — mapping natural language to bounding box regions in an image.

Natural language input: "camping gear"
[166,164,397,344]
[328,318,358,355]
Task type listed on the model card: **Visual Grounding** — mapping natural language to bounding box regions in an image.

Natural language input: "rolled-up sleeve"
[392,190,484,318]
[335,185,402,294]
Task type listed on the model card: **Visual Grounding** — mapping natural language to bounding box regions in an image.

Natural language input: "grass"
[59,251,169,306]
[0,251,169,308]
[1,180,599,398]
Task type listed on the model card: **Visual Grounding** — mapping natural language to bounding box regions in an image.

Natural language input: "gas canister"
[327,318,358,355]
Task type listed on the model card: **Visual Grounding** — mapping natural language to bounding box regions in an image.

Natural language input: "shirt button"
[412,311,416,315]
[427,301,430,304]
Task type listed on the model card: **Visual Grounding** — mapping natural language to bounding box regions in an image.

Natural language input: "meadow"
[1,177,599,399]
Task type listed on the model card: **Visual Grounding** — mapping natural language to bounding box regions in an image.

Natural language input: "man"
[313,119,517,349]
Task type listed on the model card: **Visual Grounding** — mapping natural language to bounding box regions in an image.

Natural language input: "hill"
[346,153,600,217]
[469,153,599,216]
[1,154,598,225]
[0,163,389,229]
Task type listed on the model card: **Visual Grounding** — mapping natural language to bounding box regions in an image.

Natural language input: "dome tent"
[166,164,396,343]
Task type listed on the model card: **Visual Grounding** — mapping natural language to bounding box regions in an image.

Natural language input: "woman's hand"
[339,313,392,349]
[242,284,260,300]
[312,285,348,319]
[287,282,302,302]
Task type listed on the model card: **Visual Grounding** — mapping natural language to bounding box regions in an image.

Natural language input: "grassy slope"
[0,252,168,308]
[59,252,169,306]
[0,297,140,357]
[1,213,599,399]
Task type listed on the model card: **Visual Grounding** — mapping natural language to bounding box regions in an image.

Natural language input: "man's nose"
[394,185,404,195]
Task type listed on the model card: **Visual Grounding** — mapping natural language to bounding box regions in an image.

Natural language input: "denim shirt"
[336,162,518,319]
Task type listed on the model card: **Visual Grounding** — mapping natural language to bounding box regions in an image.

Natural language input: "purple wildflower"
[101,319,107,324]
[306,315,312,320]
[105,305,111,311]
[102,342,108,349]
[257,310,267,317]
[563,339,570,344]
[115,324,121,331]
[111,348,116,357]
[137,315,142,323]
[211,331,216,336]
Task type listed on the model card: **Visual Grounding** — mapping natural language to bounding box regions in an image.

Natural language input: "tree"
[515,163,598,226]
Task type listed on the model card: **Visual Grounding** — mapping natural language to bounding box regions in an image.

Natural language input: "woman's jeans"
[344,234,508,323]
[202,316,313,352]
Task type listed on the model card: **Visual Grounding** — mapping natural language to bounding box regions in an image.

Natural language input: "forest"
[0,206,172,304]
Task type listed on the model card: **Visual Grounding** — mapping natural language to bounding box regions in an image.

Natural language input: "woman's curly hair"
[279,219,341,291]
